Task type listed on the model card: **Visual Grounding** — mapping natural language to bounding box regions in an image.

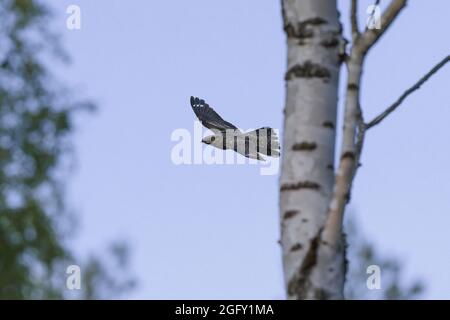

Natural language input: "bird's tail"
[244,127,280,157]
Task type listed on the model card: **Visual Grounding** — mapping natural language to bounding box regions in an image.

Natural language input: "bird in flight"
[190,96,280,161]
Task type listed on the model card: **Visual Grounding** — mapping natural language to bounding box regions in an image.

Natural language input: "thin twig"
[366,55,450,129]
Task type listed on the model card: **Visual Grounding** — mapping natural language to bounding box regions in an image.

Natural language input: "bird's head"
[202,135,218,145]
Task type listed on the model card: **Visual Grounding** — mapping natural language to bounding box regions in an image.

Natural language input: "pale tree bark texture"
[280,0,345,300]
[280,0,449,299]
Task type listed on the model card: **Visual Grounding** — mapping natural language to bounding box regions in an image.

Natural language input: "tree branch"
[351,0,359,40]
[366,55,450,129]
[321,0,408,247]
[359,0,406,53]
[322,53,364,246]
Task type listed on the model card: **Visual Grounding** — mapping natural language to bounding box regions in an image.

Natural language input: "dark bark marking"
[292,142,317,151]
[301,218,308,223]
[343,231,349,280]
[327,164,334,170]
[288,229,348,299]
[285,61,331,81]
[287,228,322,299]
[284,17,328,40]
[284,23,296,38]
[290,243,303,252]
[296,18,323,38]
[341,151,355,160]
[245,135,250,156]
[322,121,335,129]
[280,181,321,192]
[283,210,299,220]
[320,38,339,48]
[299,17,327,27]
[345,192,351,203]
[348,83,359,91]
[314,288,332,300]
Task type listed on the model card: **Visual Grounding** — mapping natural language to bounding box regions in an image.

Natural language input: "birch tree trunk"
[280,0,345,299]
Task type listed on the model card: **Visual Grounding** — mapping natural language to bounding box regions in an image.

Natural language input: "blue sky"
[48,0,449,299]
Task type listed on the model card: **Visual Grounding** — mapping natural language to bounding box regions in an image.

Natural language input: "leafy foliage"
[344,217,424,300]
[0,0,134,299]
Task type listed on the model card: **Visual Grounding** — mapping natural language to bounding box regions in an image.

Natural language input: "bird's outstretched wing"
[190,96,238,132]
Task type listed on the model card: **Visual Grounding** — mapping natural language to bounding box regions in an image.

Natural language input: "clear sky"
[48,0,449,299]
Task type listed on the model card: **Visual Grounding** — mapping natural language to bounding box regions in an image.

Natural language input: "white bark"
[280,0,345,299]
